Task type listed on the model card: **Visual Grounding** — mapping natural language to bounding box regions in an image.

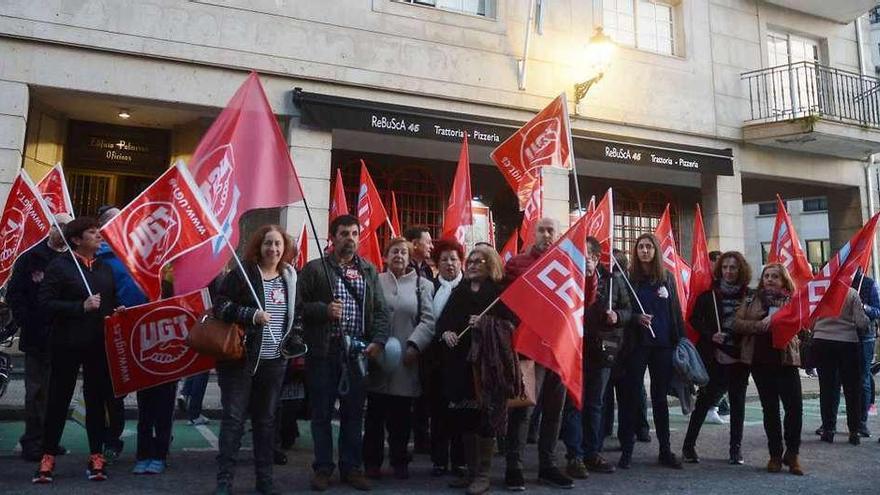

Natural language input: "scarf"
[433,271,463,317]
[759,287,791,313]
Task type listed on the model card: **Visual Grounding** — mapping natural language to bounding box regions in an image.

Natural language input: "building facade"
[1,0,878,271]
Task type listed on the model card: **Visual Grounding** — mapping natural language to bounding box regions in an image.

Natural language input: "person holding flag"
[733,263,804,476]
[33,217,121,484]
[299,214,390,492]
[7,212,72,462]
[618,233,686,470]
[502,217,574,490]
[682,251,754,465]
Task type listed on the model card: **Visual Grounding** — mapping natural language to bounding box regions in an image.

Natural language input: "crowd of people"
[5,210,879,494]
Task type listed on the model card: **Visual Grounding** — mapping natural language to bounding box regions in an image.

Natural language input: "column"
[283,116,333,263]
[543,166,571,229]
[701,171,745,253]
[0,80,28,199]
[827,186,864,251]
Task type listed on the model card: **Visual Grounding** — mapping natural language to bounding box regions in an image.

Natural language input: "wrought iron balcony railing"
[741,61,880,129]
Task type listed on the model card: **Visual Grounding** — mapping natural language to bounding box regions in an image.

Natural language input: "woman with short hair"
[213,225,298,495]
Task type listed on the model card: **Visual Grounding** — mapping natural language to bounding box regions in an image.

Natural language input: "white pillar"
[284,117,333,262]
[0,81,28,200]
[543,166,570,229]
[701,171,745,253]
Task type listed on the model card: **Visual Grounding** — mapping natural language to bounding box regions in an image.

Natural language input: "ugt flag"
[502,211,592,407]
[36,163,74,217]
[490,93,572,209]
[295,221,308,271]
[518,171,543,248]
[0,170,52,287]
[768,195,813,289]
[389,191,401,239]
[771,212,880,349]
[441,136,473,245]
[101,162,220,300]
[586,188,614,269]
[684,204,713,342]
[329,168,348,227]
[500,228,519,265]
[357,161,389,270]
[173,72,305,294]
[655,205,689,311]
[104,288,215,397]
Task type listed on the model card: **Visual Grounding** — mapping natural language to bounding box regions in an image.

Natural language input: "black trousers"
[364,393,414,469]
[751,364,802,457]
[42,345,113,455]
[684,362,750,450]
[136,381,177,460]
[619,345,674,453]
[19,351,51,456]
[428,369,464,468]
[814,339,862,435]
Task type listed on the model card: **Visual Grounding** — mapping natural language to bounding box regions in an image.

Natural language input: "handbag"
[186,313,245,361]
[507,359,538,409]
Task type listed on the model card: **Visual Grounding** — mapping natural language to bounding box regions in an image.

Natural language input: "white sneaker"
[705,407,727,425]
[188,415,210,426]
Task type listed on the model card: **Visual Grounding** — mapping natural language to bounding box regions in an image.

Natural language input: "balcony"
[760,0,875,24]
[741,62,880,159]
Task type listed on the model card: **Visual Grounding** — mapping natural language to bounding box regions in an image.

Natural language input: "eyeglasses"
[466,258,487,266]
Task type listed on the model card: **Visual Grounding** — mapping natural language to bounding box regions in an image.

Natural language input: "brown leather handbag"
[186,313,245,361]
[507,359,537,409]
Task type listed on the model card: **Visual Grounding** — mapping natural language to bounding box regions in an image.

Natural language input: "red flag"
[389,191,401,239]
[442,136,474,245]
[655,205,688,311]
[101,162,220,300]
[587,195,596,215]
[684,205,712,342]
[487,210,496,248]
[502,212,591,407]
[0,171,52,287]
[104,289,215,396]
[490,93,573,209]
[172,72,305,294]
[295,221,308,271]
[768,196,813,289]
[500,229,519,265]
[329,168,349,226]
[519,172,543,247]
[36,164,74,217]
[771,212,880,348]
[586,189,614,269]
[357,161,389,270]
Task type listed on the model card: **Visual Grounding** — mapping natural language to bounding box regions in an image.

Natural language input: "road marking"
[196,424,219,450]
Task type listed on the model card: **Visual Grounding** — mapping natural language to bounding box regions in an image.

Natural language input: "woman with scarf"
[363,237,435,480]
[618,233,685,470]
[427,238,467,477]
[437,245,520,495]
[734,262,803,476]
[682,251,753,465]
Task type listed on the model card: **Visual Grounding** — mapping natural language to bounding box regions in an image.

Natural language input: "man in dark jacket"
[579,237,632,474]
[503,217,573,490]
[298,214,389,492]
[7,213,72,461]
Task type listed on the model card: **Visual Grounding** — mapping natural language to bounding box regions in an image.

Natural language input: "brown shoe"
[310,471,331,491]
[767,457,783,473]
[342,470,372,491]
[781,451,804,476]
[566,458,589,479]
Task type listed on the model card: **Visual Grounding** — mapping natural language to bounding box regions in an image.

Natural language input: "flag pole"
[457,296,501,338]
[711,290,722,334]
[561,94,583,213]
[23,170,93,296]
[607,188,614,312]
[612,255,655,338]
[300,184,337,297]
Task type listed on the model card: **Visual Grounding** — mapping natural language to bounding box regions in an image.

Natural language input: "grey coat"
[366,270,435,397]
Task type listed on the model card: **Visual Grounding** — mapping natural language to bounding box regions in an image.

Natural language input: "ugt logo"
[131,306,199,376]
[196,145,241,253]
[357,184,372,229]
[520,117,562,177]
[124,202,181,275]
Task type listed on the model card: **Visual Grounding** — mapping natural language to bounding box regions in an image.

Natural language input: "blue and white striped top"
[260,276,287,359]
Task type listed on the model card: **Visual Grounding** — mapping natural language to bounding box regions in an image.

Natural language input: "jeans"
[561,397,582,460]
[182,372,210,421]
[603,378,649,438]
[364,393,414,469]
[136,381,177,460]
[814,339,862,435]
[216,358,286,486]
[19,351,51,456]
[42,345,112,455]
[683,362,749,451]
[506,364,566,471]
[619,345,674,454]
[752,364,802,457]
[581,365,612,459]
[307,354,367,475]
[861,338,876,424]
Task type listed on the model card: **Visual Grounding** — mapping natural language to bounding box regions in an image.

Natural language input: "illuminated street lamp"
[574,27,616,114]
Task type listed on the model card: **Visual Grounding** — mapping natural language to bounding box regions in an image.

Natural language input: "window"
[761,242,772,264]
[806,239,831,271]
[400,0,494,17]
[757,201,782,216]
[802,197,827,212]
[766,31,821,118]
[603,0,676,56]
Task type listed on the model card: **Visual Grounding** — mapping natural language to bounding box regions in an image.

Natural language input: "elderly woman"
[427,238,467,477]
[363,237,435,480]
[213,225,298,495]
[438,245,520,495]
[734,263,803,476]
